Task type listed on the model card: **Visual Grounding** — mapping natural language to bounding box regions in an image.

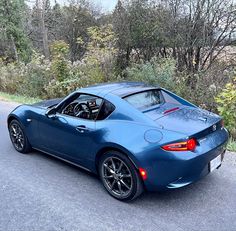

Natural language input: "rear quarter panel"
[93,119,188,170]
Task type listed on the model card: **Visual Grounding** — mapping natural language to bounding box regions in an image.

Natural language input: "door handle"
[76,125,90,133]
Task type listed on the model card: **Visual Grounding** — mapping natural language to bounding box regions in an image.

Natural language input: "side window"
[60,93,104,121]
[96,100,115,120]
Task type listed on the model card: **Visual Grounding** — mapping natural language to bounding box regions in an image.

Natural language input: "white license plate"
[210,155,222,172]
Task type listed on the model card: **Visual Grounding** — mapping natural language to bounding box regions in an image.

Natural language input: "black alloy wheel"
[9,120,31,153]
[99,151,143,201]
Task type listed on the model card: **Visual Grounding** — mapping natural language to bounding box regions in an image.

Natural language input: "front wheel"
[9,119,32,154]
[99,151,143,201]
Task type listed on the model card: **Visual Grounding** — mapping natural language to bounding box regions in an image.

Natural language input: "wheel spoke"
[117,161,123,173]
[110,180,116,189]
[16,139,20,148]
[12,126,17,134]
[104,175,113,179]
[103,163,114,174]
[19,139,23,148]
[117,181,123,194]
[120,180,131,190]
[122,174,131,178]
[110,158,116,171]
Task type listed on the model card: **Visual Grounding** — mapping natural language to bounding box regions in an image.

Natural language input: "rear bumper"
[139,128,229,191]
[165,148,226,189]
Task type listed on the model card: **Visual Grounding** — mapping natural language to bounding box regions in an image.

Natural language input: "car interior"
[60,94,115,121]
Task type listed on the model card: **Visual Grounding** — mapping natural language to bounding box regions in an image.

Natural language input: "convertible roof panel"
[80,82,159,97]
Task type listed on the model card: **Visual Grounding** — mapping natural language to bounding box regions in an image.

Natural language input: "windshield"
[124,90,163,110]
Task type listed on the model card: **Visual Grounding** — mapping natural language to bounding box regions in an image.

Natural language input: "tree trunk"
[37,0,50,59]
[10,35,19,62]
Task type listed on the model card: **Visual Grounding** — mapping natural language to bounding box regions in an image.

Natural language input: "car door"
[38,93,100,167]
[38,113,96,166]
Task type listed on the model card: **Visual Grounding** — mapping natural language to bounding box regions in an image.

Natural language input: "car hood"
[144,103,221,136]
[32,98,63,108]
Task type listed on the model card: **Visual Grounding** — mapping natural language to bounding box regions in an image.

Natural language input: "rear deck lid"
[144,103,221,136]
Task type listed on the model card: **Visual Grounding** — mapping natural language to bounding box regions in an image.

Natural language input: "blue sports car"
[8,82,229,201]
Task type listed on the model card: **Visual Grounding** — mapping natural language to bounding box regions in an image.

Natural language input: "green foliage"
[50,40,70,57]
[125,58,176,91]
[227,138,236,152]
[0,52,50,98]
[18,53,50,98]
[50,41,70,82]
[216,78,236,138]
[44,75,96,98]
[84,24,118,82]
[0,61,23,93]
[0,0,31,62]
[173,62,234,112]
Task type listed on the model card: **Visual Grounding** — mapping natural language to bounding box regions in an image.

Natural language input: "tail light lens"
[162,138,197,152]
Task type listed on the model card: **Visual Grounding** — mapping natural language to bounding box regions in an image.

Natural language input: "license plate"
[210,155,222,172]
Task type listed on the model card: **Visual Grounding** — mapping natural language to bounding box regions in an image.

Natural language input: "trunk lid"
[144,103,221,137]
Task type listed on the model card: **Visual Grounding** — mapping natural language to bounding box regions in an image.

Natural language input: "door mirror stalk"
[45,107,57,119]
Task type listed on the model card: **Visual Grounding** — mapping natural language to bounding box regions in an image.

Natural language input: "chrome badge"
[212,124,217,131]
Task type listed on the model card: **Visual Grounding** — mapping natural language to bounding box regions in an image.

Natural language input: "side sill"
[33,147,92,173]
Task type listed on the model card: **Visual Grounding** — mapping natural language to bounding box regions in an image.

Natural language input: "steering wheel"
[73,103,92,119]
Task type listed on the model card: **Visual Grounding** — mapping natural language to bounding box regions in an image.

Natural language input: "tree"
[83,24,118,81]
[159,0,236,72]
[36,0,50,58]
[113,0,131,69]
[112,0,236,75]
[61,2,97,62]
[0,0,31,62]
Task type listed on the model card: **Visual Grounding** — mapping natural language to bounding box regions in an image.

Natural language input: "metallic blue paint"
[7,82,229,191]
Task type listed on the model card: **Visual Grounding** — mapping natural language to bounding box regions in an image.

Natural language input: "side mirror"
[45,107,57,119]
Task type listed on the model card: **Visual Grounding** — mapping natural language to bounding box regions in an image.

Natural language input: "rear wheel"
[9,120,32,154]
[99,151,143,201]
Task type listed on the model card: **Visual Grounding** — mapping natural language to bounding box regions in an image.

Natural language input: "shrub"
[124,58,176,91]
[0,52,51,98]
[176,62,233,111]
[0,62,23,93]
[18,53,51,98]
[50,41,70,82]
[215,77,236,138]
[84,25,118,82]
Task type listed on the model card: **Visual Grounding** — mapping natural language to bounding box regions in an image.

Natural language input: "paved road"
[0,100,236,231]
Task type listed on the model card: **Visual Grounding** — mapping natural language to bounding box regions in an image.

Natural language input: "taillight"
[162,138,197,152]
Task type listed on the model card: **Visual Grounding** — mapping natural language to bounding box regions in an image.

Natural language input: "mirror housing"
[45,107,57,119]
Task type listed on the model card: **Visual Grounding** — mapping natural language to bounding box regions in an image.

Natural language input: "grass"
[0,92,41,104]
[227,138,236,152]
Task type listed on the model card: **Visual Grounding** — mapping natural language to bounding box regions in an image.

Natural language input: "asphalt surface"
[0,100,236,231]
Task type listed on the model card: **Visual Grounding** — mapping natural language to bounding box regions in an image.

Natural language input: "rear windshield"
[124,90,163,110]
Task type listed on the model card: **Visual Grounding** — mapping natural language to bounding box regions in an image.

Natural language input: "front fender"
[8,105,46,147]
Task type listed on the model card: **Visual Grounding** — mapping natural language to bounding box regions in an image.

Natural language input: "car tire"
[9,119,32,154]
[99,151,143,201]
